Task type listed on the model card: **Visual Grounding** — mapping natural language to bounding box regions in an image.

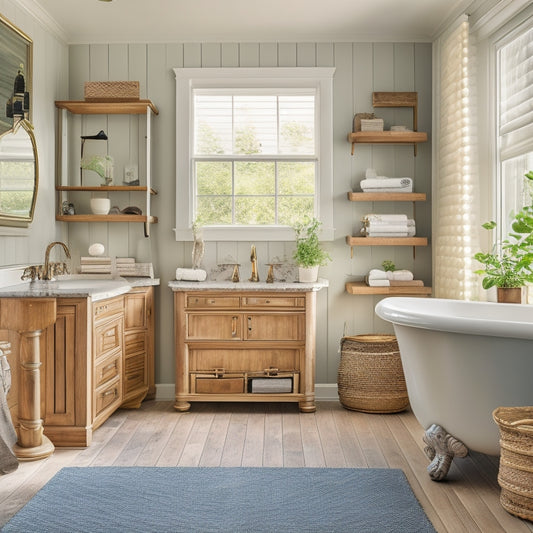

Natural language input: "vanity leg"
[299,399,316,413]
[174,399,191,412]
[13,329,54,460]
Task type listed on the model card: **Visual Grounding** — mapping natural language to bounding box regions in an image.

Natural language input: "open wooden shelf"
[56,214,158,223]
[345,236,428,247]
[55,99,159,115]
[56,185,157,194]
[345,281,432,296]
[347,192,426,202]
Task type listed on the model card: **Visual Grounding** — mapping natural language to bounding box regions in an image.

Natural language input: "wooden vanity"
[2,279,157,449]
[169,280,327,413]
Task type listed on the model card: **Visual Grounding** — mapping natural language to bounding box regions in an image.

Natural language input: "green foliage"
[292,216,331,268]
[382,260,396,272]
[474,192,533,289]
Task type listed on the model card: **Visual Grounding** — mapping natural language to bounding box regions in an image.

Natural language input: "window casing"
[174,68,335,241]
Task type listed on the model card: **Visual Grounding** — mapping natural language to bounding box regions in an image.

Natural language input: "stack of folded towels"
[365,269,424,287]
[360,214,415,237]
[359,168,413,193]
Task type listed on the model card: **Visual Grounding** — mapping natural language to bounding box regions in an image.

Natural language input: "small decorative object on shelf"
[81,154,114,186]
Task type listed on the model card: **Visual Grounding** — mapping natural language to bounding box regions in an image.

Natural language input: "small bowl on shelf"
[90,198,111,215]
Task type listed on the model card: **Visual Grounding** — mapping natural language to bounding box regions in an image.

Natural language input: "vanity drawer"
[186,313,242,340]
[95,376,121,417]
[94,316,123,360]
[186,295,240,309]
[95,353,121,389]
[93,296,124,322]
[242,296,305,308]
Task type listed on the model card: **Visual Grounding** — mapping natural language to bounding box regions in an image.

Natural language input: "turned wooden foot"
[174,400,191,412]
[423,423,468,481]
[299,400,316,413]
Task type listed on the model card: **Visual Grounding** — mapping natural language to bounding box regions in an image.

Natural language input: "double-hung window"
[495,19,533,240]
[174,68,335,241]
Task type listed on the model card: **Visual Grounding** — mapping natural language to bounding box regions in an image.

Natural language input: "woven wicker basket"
[493,407,533,521]
[84,81,140,102]
[337,334,409,413]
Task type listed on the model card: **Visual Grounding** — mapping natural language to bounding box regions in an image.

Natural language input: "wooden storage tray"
[84,81,140,102]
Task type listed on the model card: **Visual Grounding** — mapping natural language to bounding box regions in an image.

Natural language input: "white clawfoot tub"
[375,297,533,479]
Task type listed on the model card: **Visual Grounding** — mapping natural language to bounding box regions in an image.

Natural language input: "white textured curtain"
[433,19,480,300]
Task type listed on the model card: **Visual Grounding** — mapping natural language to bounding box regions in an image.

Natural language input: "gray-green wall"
[64,41,432,391]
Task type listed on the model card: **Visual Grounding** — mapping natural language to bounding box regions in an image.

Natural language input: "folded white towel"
[367,269,414,282]
[365,278,390,287]
[365,232,410,237]
[360,178,412,190]
[365,218,414,227]
[389,270,414,281]
[175,268,207,281]
[364,214,408,222]
[364,223,410,232]
[361,187,414,193]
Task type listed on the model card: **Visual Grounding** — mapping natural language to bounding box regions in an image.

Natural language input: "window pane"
[278,162,315,194]
[194,95,232,155]
[235,196,275,224]
[235,161,275,195]
[234,96,277,154]
[196,196,232,225]
[196,161,232,195]
[279,95,315,154]
[278,196,315,226]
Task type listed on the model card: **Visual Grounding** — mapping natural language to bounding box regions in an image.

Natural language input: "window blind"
[499,25,533,161]
[434,19,481,300]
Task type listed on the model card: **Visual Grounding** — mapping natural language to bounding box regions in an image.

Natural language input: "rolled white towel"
[364,223,409,232]
[175,267,207,281]
[367,269,388,280]
[387,270,414,281]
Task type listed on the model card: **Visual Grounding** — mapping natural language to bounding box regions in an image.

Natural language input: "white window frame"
[173,67,335,241]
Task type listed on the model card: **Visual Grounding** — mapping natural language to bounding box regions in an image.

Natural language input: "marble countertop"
[0,276,160,302]
[168,278,328,292]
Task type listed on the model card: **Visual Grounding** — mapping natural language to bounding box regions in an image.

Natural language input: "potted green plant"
[293,216,331,282]
[474,201,533,303]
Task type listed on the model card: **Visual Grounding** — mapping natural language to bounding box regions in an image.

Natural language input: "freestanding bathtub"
[375,297,533,479]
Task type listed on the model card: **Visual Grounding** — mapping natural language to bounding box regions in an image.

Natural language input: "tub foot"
[423,424,469,481]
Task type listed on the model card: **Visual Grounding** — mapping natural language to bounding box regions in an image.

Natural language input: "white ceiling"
[31,0,466,44]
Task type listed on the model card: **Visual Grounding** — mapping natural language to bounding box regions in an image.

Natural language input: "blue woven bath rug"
[1,466,436,532]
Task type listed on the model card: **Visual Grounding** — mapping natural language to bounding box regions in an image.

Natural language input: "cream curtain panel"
[433,19,481,300]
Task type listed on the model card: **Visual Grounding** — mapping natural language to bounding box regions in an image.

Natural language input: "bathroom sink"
[31,278,128,290]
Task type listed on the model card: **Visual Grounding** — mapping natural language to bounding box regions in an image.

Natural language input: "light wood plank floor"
[1,400,532,533]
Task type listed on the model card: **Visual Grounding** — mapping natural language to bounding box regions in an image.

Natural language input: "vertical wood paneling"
[60,37,432,387]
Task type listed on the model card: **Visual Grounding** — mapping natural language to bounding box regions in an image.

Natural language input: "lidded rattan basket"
[337,334,409,413]
[493,407,533,521]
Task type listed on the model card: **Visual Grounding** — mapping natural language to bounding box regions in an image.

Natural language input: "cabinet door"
[245,314,304,341]
[187,313,242,340]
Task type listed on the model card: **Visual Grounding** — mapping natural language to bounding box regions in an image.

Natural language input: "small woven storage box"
[493,407,533,521]
[84,81,140,102]
[337,334,409,413]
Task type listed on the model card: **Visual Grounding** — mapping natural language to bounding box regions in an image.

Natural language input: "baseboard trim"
[155,383,339,403]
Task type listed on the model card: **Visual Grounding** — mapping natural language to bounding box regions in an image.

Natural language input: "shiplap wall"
[66,41,432,387]
[0,1,68,265]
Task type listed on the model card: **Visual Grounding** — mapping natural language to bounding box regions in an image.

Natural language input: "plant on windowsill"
[474,172,533,303]
[293,216,331,282]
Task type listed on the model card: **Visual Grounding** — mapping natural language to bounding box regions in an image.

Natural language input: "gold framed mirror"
[0,13,36,227]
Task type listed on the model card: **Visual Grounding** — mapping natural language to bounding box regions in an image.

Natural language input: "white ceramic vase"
[298,265,319,283]
[90,198,111,215]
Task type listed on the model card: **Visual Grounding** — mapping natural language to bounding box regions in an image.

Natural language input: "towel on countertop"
[175,268,207,282]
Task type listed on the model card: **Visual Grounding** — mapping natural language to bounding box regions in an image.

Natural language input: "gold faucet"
[249,245,259,282]
[43,241,71,281]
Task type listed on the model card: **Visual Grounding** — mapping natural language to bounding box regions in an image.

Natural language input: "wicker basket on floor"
[337,334,409,413]
[493,407,533,522]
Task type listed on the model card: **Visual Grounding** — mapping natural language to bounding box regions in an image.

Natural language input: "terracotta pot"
[497,287,525,304]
